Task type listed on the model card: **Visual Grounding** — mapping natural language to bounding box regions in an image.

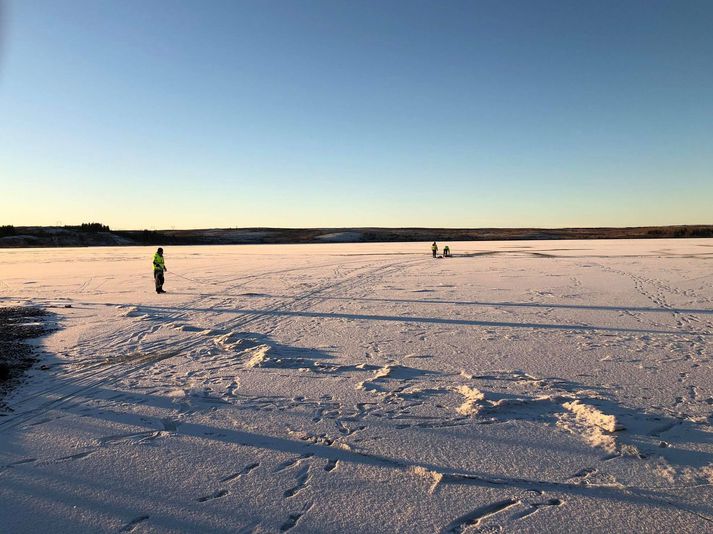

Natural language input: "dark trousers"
[154,270,164,292]
[432,250,437,257]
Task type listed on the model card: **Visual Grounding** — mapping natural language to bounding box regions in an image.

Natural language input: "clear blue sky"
[1,0,711,229]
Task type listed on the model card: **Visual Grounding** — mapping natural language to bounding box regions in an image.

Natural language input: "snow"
[0,239,712,533]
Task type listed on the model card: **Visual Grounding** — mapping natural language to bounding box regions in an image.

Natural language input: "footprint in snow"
[220,462,260,483]
[119,515,150,532]
[197,489,229,502]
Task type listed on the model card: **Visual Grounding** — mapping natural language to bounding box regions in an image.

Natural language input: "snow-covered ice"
[1,239,712,533]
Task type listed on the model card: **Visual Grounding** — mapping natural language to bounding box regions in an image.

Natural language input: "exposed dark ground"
[0,307,52,411]
[1,224,712,248]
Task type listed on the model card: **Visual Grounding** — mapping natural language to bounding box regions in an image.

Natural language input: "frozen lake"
[1,239,712,533]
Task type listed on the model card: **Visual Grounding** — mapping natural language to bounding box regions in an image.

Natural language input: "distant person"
[443,245,451,257]
[153,247,167,294]
[431,242,438,258]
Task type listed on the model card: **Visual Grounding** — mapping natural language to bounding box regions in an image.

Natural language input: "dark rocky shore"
[0,306,52,411]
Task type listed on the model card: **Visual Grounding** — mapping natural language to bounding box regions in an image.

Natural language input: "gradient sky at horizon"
[1,0,711,230]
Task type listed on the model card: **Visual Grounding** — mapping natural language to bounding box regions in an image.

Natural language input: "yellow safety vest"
[153,253,165,272]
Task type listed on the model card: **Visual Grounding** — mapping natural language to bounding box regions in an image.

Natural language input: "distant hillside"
[1,224,712,248]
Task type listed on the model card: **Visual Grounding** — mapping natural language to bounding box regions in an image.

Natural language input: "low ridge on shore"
[2,224,712,248]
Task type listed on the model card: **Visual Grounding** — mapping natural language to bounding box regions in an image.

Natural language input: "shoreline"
[2,224,712,248]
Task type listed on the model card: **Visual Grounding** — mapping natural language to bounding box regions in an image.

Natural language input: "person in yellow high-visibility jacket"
[431,242,438,258]
[153,247,167,294]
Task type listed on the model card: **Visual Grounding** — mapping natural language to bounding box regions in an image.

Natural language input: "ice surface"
[0,239,712,532]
